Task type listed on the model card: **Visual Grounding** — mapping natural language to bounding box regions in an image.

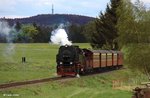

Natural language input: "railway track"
[0,76,74,90]
[0,68,125,90]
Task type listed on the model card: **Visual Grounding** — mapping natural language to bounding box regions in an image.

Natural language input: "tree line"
[88,0,150,76]
[0,22,88,43]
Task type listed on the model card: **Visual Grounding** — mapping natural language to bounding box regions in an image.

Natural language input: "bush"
[122,44,150,76]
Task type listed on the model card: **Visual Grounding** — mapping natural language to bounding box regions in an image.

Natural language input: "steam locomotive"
[56,45,123,77]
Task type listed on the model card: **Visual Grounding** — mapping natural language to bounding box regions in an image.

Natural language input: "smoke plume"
[0,21,16,59]
[0,21,11,38]
[50,24,72,46]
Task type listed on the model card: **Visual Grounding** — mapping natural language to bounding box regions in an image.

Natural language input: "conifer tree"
[91,0,121,49]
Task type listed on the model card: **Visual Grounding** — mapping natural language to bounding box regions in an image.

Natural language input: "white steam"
[0,21,16,59]
[0,21,11,36]
[50,24,72,46]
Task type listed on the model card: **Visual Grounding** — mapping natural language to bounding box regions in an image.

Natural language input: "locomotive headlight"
[60,62,63,64]
[70,62,73,64]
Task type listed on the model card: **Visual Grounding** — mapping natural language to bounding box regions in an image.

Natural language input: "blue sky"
[0,0,149,18]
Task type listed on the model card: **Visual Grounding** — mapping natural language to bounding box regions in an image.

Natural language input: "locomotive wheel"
[81,71,85,75]
[61,75,66,77]
[131,95,136,98]
[80,69,85,75]
[116,66,119,70]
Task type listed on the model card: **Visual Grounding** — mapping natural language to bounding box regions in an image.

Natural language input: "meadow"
[0,43,91,83]
[0,43,148,98]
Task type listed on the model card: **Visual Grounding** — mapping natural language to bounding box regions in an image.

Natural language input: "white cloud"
[0,0,16,12]
[79,1,101,9]
[35,0,59,6]
[132,0,150,3]
[141,0,150,3]
[0,15,29,19]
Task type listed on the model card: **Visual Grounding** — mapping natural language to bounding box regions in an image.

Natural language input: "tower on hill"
[52,4,54,14]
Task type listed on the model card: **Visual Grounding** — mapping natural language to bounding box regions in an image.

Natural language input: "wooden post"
[22,57,26,63]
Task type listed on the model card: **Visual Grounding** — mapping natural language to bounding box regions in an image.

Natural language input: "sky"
[0,0,150,18]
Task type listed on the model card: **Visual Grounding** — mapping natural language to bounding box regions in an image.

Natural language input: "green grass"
[0,43,148,98]
[0,70,133,98]
[1,69,146,98]
[0,43,91,83]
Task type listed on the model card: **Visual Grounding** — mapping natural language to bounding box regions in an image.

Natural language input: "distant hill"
[1,14,95,26]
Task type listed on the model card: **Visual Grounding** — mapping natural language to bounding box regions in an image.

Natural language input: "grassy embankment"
[0,43,148,98]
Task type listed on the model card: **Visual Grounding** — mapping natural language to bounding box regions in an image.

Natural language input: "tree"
[33,23,52,43]
[17,25,38,42]
[117,0,150,47]
[82,21,96,42]
[15,21,21,32]
[68,24,86,43]
[91,0,121,49]
[117,0,150,76]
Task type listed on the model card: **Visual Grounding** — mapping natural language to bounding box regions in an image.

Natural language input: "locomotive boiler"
[56,45,123,77]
